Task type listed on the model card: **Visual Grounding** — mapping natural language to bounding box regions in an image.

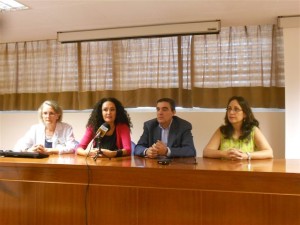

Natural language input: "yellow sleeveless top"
[220,127,256,152]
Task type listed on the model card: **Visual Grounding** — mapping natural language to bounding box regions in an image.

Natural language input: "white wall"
[1,21,297,159]
[283,26,300,159]
[0,110,285,158]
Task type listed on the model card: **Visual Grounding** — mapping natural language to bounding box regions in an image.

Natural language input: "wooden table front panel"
[0,155,300,225]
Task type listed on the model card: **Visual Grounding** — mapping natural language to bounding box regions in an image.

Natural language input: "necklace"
[45,134,53,141]
[45,128,55,141]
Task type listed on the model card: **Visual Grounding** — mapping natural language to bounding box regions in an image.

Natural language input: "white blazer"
[13,122,78,154]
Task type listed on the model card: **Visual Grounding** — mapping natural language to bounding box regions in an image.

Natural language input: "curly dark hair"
[220,96,259,140]
[86,97,132,134]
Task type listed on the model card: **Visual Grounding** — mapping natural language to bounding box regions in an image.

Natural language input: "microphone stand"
[93,137,111,161]
[93,138,102,161]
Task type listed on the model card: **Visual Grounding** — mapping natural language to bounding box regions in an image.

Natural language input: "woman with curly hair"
[76,97,132,158]
[203,96,273,160]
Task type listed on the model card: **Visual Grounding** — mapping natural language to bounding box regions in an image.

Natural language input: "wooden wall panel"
[0,181,87,225]
[0,181,37,225]
[202,191,270,225]
[137,188,202,225]
[88,186,138,225]
[271,195,300,225]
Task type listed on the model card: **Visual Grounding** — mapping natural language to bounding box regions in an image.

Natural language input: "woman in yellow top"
[203,96,273,160]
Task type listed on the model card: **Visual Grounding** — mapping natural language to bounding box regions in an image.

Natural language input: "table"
[0,155,299,225]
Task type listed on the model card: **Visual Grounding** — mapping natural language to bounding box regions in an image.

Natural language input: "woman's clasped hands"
[27,144,47,154]
[225,148,246,160]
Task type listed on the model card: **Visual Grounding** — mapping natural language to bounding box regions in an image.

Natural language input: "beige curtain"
[0,25,284,110]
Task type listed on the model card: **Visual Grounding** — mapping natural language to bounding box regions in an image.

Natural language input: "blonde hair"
[38,100,63,122]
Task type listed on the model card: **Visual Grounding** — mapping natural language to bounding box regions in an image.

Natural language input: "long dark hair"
[86,97,132,133]
[220,96,259,140]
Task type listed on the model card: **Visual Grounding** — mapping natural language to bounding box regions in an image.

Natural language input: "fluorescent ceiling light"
[0,0,28,11]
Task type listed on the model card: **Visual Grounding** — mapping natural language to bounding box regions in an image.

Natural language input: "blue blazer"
[134,116,196,157]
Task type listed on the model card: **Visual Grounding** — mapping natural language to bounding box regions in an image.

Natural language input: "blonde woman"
[13,100,78,154]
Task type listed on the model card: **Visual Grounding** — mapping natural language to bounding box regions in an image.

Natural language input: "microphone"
[93,123,110,161]
[94,122,110,139]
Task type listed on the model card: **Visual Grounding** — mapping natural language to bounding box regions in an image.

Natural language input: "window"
[0,24,284,110]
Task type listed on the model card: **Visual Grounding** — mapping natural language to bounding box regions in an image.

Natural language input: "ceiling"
[0,0,299,43]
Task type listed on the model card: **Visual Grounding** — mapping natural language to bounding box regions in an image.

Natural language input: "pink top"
[77,123,131,155]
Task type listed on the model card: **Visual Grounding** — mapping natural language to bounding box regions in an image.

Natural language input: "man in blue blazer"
[134,98,196,158]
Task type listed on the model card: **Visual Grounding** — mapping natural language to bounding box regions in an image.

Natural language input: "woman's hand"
[45,148,59,154]
[225,148,246,160]
[76,147,98,157]
[100,149,117,158]
[28,144,47,154]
